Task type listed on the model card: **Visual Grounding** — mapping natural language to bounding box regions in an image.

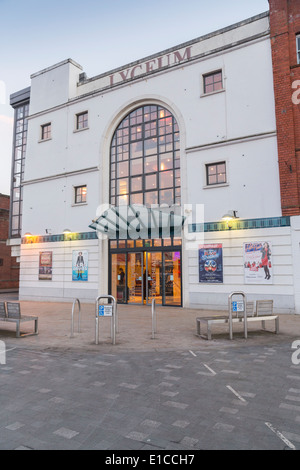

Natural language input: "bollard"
[71,298,81,338]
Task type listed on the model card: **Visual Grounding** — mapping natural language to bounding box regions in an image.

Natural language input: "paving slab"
[0,294,299,451]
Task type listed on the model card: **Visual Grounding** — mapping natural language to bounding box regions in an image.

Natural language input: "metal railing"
[71,298,81,338]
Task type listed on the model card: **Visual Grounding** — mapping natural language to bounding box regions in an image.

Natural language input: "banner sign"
[39,251,52,280]
[244,242,273,284]
[199,244,223,283]
[72,250,88,281]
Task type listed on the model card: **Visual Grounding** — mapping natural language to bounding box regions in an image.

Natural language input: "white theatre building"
[8,11,300,313]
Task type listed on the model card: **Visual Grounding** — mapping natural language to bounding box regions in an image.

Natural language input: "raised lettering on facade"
[109,46,192,87]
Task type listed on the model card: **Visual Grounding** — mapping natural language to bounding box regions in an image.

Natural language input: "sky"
[0,0,269,195]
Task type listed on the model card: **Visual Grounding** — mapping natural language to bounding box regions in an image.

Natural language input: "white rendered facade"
[12,12,300,313]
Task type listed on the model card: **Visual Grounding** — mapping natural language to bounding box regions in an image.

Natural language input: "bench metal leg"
[207,322,212,341]
[262,320,266,330]
[16,321,20,338]
[35,319,38,335]
[17,319,39,338]
[275,317,279,334]
[196,320,201,336]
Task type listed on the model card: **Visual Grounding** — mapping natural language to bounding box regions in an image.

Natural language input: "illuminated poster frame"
[199,244,223,284]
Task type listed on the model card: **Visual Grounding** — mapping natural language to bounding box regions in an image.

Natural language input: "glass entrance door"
[163,251,181,306]
[127,252,143,304]
[111,249,181,306]
[111,253,126,303]
[147,252,162,305]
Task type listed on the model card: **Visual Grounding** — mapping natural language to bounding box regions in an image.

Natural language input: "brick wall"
[269,0,300,216]
[0,194,19,291]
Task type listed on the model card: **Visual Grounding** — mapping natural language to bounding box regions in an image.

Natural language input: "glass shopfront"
[110,239,182,306]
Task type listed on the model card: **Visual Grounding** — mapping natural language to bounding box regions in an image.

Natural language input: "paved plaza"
[0,294,299,451]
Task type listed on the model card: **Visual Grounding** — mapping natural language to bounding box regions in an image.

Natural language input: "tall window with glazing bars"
[10,101,29,237]
[110,105,181,208]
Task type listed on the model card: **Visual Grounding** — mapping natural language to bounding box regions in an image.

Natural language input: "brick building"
[0,194,19,291]
[269,0,300,216]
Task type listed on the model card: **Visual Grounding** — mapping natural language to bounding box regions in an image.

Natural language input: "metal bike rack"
[71,298,81,338]
[228,291,247,340]
[95,295,117,345]
[151,298,156,339]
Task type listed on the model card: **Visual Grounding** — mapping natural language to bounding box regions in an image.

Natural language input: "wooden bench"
[0,302,38,338]
[196,300,279,340]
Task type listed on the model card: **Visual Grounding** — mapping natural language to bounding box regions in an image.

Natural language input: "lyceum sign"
[109,46,193,87]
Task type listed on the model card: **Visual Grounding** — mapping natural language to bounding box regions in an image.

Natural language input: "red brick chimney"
[269,0,300,216]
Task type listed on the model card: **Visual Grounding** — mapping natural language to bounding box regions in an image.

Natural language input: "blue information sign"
[99,305,113,317]
[232,301,244,312]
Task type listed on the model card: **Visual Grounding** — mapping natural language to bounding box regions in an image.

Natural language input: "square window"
[144,155,158,173]
[145,190,158,206]
[131,176,143,192]
[144,138,157,155]
[76,111,88,130]
[206,162,227,186]
[41,123,51,140]
[203,71,223,94]
[145,173,157,190]
[117,161,129,178]
[131,158,143,176]
[131,192,143,205]
[159,170,173,189]
[75,185,87,204]
[159,189,173,205]
[159,153,173,171]
[117,178,129,196]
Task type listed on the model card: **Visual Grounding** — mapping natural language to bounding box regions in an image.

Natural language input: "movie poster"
[244,242,273,284]
[199,244,223,283]
[72,250,88,281]
[39,251,52,280]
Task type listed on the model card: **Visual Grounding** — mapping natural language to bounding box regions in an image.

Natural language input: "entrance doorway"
[110,239,182,306]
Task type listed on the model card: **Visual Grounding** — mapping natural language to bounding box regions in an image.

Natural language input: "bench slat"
[256,300,273,316]
[0,302,6,318]
[7,302,21,319]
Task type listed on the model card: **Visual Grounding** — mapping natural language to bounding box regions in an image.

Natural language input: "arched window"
[110,105,180,207]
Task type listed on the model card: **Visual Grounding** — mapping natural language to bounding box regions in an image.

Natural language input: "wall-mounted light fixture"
[63,229,72,241]
[222,210,239,230]
[23,232,33,243]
